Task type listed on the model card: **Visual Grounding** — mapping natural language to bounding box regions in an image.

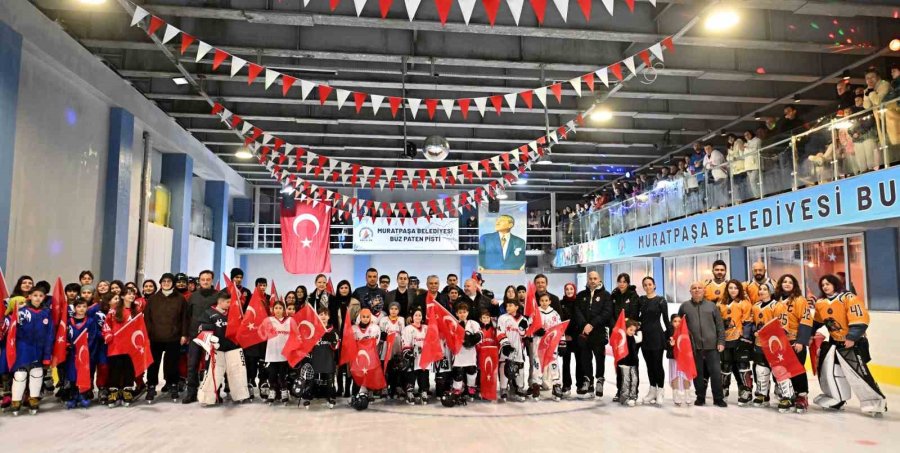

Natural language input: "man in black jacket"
[460,278,493,317]
[352,268,388,314]
[182,270,219,404]
[385,270,420,319]
[533,274,561,313]
[573,271,612,398]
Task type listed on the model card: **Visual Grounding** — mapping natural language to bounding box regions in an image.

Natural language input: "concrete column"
[864,228,900,311]
[0,20,22,270]
[100,108,134,280]
[205,180,229,280]
[161,153,193,273]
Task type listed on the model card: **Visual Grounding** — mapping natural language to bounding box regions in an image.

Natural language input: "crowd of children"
[0,265,887,417]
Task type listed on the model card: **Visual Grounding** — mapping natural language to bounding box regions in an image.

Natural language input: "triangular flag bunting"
[441,99,455,119]
[576,0,591,21]
[503,92,517,113]
[247,64,263,85]
[458,98,471,119]
[489,95,503,115]
[638,49,652,67]
[550,83,562,103]
[212,49,228,70]
[264,69,279,89]
[147,16,164,36]
[458,0,477,24]
[130,6,150,27]
[568,77,582,97]
[601,0,614,16]
[405,0,422,21]
[506,0,524,25]
[353,0,368,16]
[649,43,664,61]
[318,84,333,105]
[624,0,635,12]
[425,99,438,120]
[609,62,623,81]
[551,0,568,22]
[435,0,453,25]
[407,98,421,119]
[230,56,247,77]
[534,86,547,107]
[162,24,181,44]
[662,36,675,52]
[596,67,609,87]
[519,90,533,109]
[623,56,637,76]
[300,80,316,100]
[483,0,501,25]
[379,0,394,18]
[583,73,595,92]
[282,75,297,96]
[529,0,548,24]
[388,97,402,118]
[196,41,212,62]
[371,94,385,115]
[336,89,352,110]
[473,97,488,117]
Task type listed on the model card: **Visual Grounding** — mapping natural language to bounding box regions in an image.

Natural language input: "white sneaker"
[655,386,664,404]
[674,389,685,406]
[626,399,636,407]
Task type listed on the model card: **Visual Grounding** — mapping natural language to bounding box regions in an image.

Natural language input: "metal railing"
[556,97,900,246]
[234,223,553,251]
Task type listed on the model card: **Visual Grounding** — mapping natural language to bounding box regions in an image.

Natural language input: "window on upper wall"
[611,259,652,292]
[663,250,730,303]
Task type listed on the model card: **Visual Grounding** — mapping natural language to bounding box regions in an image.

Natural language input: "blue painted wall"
[161,154,193,273]
[353,255,371,288]
[205,180,229,281]
[728,247,748,282]
[460,255,477,281]
[100,108,134,280]
[0,20,22,271]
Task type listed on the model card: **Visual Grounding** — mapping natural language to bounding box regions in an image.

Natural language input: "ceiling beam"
[53,2,875,55]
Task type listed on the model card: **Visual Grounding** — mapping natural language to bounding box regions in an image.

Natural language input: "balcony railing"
[234,223,553,251]
[557,97,900,246]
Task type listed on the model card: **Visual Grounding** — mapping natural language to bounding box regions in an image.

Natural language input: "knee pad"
[720,362,732,374]
[12,370,28,400]
[28,368,44,398]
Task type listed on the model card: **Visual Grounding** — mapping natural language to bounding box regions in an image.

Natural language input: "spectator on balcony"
[689,143,705,186]
[703,143,727,209]
[885,64,900,152]
[725,134,747,201]
[540,209,552,229]
[742,130,762,198]
[836,79,855,111]
[849,92,879,174]
[864,66,898,155]
[528,211,540,230]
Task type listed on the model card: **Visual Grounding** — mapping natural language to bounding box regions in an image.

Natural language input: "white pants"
[199,349,250,405]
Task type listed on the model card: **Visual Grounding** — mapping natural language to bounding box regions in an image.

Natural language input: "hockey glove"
[379,331,388,341]
[518,318,529,330]
[533,328,546,337]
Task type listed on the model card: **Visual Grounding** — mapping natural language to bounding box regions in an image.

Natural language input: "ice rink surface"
[3,357,898,453]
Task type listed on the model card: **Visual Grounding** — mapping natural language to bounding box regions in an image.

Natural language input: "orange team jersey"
[771,296,813,341]
[744,279,774,305]
[718,299,752,342]
[814,292,869,342]
[705,280,728,303]
[751,300,777,346]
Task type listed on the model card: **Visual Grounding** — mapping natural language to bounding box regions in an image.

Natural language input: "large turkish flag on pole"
[758,319,806,382]
[281,201,331,274]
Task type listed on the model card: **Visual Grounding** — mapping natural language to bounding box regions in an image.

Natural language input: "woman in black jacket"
[609,273,640,401]
[637,276,671,405]
[559,283,581,395]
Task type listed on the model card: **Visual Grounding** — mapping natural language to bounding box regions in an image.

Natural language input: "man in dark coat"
[573,271,612,398]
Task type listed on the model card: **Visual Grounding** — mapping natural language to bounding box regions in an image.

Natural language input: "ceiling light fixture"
[515,178,528,185]
[591,107,613,122]
[79,0,107,5]
[754,112,762,120]
[841,70,851,80]
[536,158,553,165]
[496,189,509,200]
[704,8,740,31]
[793,94,801,103]
[235,146,253,159]
[172,77,188,86]
[890,39,900,52]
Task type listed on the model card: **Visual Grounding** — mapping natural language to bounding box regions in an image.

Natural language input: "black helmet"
[175,273,188,283]
[350,393,369,411]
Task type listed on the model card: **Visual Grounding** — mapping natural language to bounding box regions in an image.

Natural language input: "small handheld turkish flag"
[350,337,386,390]
[609,311,628,366]
[672,315,697,380]
[114,313,154,377]
[73,330,91,393]
[810,332,825,376]
[524,282,542,336]
[428,300,464,355]
[419,318,444,369]
[478,345,499,401]
[758,319,806,382]
[339,309,357,366]
[281,201,332,274]
[326,277,334,295]
[51,277,68,366]
[237,290,276,348]
[537,321,569,372]
[283,303,326,367]
[5,314,17,369]
[224,277,245,343]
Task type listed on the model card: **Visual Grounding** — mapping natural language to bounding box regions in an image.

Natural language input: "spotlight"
[496,189,509,200]
[625,171,631,178]
[536,158,553,165]
[754,112,762,120]
[841,70,851,80]
[793,94,801,103]
[172,77,188,86]
[591,108,613,122]
[515,177,527,185]
[719,129,728,137]
[235,146,253,159]
[705,8,740,32]
[890,39,900,52]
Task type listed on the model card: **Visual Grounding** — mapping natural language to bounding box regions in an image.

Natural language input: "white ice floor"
[3,356,898,453]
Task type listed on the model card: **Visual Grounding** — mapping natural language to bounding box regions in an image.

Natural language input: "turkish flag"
[0,266,8,301]
[427,301,464,355]
[383,331,397,374]
[609,311,628,366]
[419,320,444,369]
[478,345,499,401]
[339,308,357,366]
[224,275,244,343]
[268,280,280,309]
[237,289,276,348]
[326,277,334,295]
[810,333,826,376]
[538,321,569,372]
[524,282,542,336]
[281,201,331,274]
[672,316,697,380]
[113,313,154,377]
[283,303,325,367]
[5,314,16,368]
[51,277,68,365]
[73,330,92,393]
[758,319,806,382]
[350,337,386,390]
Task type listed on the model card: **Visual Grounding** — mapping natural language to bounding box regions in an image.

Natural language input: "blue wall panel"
[161,154,193,273]
[100,107,134,280]
[0,20,22,270]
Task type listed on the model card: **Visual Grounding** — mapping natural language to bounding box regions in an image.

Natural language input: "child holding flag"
[449,302,481,404]
[9,287,54,415]
[378,302,405,399]
[667,314,694,406]
[63,298,101,409]
[264,300,292,405]
[532,293,563,401]
[401,307,431,405]
[497,299,528,402]
[102,290,138,407]
[618,320,642,407]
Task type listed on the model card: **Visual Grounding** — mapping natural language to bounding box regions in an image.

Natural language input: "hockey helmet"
[350,393,369,411]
